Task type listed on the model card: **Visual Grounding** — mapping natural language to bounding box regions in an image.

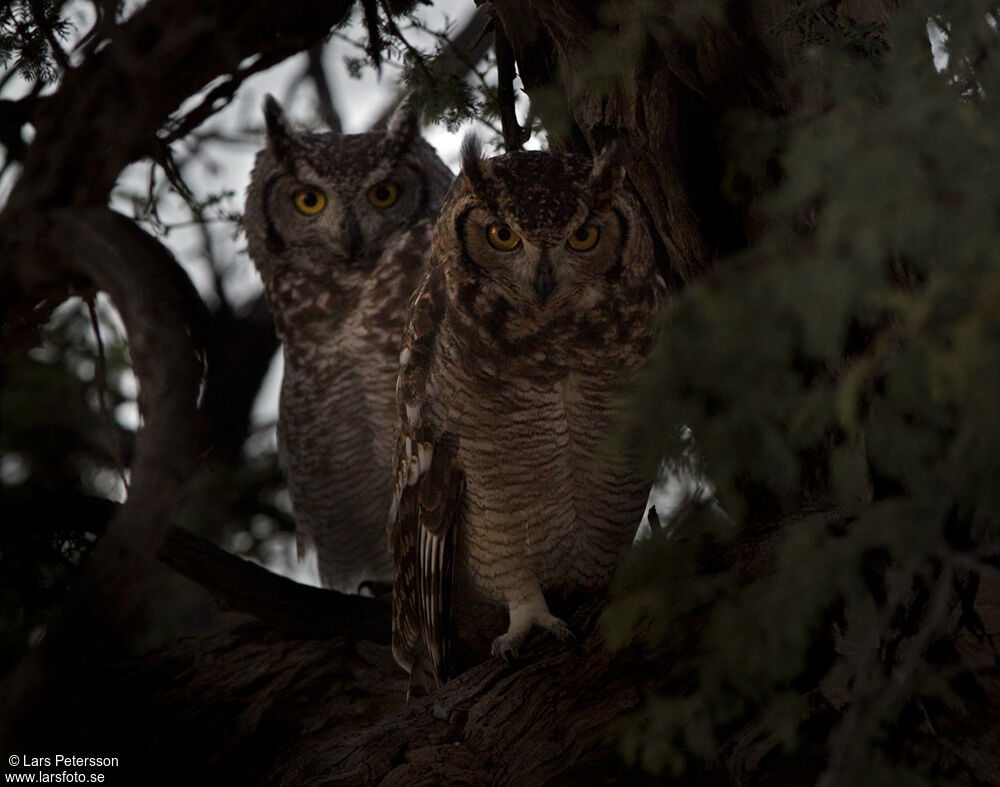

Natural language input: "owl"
[244,96,453,592]
[389,137,665,684]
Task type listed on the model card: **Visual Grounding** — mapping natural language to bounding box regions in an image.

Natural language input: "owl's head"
[245,95,452,283]
[435,137,655,336]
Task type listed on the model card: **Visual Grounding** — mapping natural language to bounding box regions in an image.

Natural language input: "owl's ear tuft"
[588,140,629,206]
[384,94,421,149]
[376,94,422,166]
[460,133,488,194]
[263,94,298,169]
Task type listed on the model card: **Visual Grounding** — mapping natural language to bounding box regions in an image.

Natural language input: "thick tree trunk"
[491,0,904,285]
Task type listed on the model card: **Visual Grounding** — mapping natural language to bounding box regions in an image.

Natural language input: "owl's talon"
[491,610,574,661]
[547,617,575,642]
[491,632,524,661]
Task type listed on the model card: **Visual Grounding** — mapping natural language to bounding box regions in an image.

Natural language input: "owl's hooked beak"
[338,210,362,259]
[533,256,555,303]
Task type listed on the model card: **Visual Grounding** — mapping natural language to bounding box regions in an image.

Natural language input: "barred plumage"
[244,96,453,591]
[390,139,665,683]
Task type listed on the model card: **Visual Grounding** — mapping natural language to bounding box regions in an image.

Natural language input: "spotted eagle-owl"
[244,96,453,592]
[389,138,665,683]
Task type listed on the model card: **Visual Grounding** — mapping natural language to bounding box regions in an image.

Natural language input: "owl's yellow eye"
[367,181,400,208]
[293,189,326,215]
[567,225,600,251]
[486,224,521,251]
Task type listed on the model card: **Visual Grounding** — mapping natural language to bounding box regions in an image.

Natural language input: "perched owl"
[244,96,453,592]
[389,138,665,684]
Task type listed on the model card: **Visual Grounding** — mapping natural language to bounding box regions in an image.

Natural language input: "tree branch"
[306,43,343,132]
[1,0,357,218]
[494,22,528,151]
[1,486,387,643]
[160,525,390,643]
[0,207,208,745]
[27,0,72,73]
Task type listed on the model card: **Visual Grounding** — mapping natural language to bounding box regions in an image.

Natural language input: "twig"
[407,7,492,73]
[190,199,233,317]
[86,296,130,492]
[158,53,288,146]
[379,2,435,84]
[28,0,71,73]
[306,43,342,132]
[494,22,529,151]
[818,560,957,787]
[362,0,384,72]
[372,12,502,136]
[136,216,238,231]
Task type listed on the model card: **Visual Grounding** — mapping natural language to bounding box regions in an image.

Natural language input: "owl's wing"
[389,269,464,687]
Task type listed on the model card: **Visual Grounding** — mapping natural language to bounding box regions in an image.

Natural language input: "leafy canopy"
[608,1,1000,780]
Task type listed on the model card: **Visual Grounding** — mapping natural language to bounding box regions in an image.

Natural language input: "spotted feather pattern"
[245,97,453,592]
[390,145,665,681]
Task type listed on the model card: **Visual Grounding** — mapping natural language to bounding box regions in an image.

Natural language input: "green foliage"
[395,13,506,140]
[0,0,73,83]
[401,45,487,133]
[608,0,1000,780]
[337,8,510,142]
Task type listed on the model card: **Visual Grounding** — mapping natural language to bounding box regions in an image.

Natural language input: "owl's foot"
[491,596,575,661]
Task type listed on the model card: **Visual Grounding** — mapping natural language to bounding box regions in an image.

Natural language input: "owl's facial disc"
[262,172,366,260]
[459,206,624,308]
[256,113,445,267]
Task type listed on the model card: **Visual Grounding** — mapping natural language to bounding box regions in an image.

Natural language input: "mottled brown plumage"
[244,96,452,591]
[390,139,665,683]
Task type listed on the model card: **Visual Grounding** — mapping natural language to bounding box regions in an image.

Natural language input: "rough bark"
[9,516,1000,785]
